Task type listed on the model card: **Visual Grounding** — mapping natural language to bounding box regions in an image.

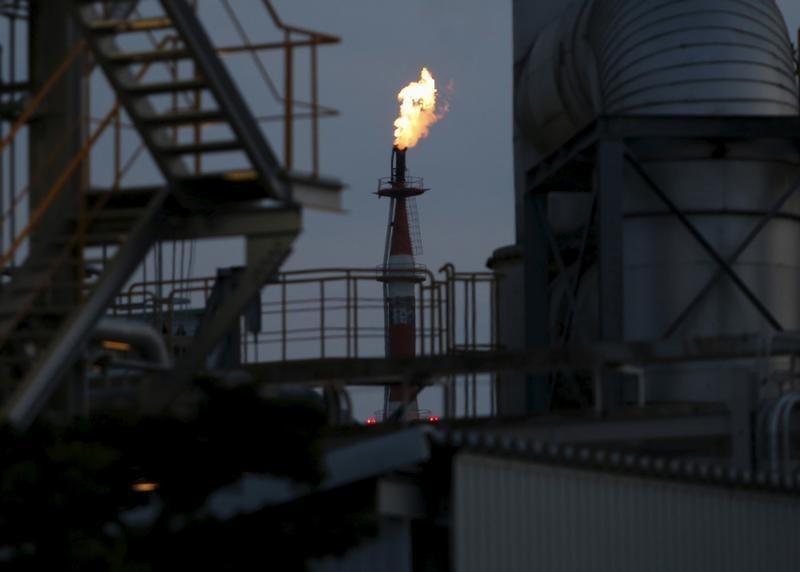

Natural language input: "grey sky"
[266,1,800,418]
[275,0,515,274]
[277,0,800,275]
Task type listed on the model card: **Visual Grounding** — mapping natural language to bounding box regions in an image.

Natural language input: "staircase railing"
[215,0,339,176]
[0,41,87,270]
[0,33,181,344]
[0,0,339,274]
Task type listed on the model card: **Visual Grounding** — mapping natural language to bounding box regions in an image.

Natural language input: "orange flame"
[393,67,440,150]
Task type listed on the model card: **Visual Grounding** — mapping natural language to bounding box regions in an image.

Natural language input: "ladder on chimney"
[0,0,320,427]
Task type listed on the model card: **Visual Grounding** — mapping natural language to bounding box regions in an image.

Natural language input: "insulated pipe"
[777,394,800,476]
[92,318,171,368]
[766,392,800,475]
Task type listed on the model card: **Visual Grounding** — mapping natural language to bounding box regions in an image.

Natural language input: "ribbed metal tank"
[515,0,800,402]
[594,0,798,115]
[518,0,798,152]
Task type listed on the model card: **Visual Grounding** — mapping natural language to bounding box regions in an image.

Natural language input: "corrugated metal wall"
[455,453,800,572]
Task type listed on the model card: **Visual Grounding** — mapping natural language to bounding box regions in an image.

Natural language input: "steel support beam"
[29,0,83,279]
[237,332,800,388]
[144,233,296,413]
[599,114,800,141]
[625,152,784,332]
[523,192,550,413]
[527,121,600,192]
[560,191,597,344]
[596,140,625,409]
[160,0,289,202]
[480,410,730,445]
[1,190,169,429]
[660,172,800,339]
[527,115,800,198]
[167,205,302,241]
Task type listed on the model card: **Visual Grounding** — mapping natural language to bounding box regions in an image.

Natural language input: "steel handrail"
[0,126,150,342]
[0,114,83,234]
[218,0,339,173]
[0,40,86,156]
[122,265,500,364]
[220,0,338,111]
[0,34,180,344]
[0,34,176,270]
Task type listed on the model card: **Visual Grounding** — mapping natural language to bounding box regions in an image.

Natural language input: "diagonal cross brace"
[160,0,289,202]
[144,234,295,413]
[625,152,784,333]
[661,172,800,339]
[559,190,598,345]
[539,191,598,410]
[2,189,170,430]
[531,198,579,321]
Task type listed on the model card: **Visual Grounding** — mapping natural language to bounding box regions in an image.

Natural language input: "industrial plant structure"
[3,0,800,571]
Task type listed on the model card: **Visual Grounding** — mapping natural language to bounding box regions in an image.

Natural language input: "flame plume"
[393,67,440,150]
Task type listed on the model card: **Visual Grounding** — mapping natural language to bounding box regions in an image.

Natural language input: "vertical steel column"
[353,279,359,358]
[319,280,325,358]
[29,1,83,249]
[284,30,293,171]
[418,281,425,356]
[0,45,4,258]
[729,370,755,471]
[310,43,319,177]
[281,278,287,360]
[596,139,625,410]
[8,16,15,265]
[28,0,85,416]
[523,192,550,413]
[345,272,351,358]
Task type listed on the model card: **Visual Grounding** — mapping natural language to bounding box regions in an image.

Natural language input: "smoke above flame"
[393,67,440,150]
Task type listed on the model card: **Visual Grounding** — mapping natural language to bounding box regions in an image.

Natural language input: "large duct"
[508,0,800,404]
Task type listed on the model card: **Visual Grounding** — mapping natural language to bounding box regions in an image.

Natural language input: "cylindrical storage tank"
[518,0,799,152]
[592,0,798,116]
[514,0,800,403]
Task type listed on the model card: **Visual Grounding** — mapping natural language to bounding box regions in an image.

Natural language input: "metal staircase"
[74,0,290,205]
[0,0,328,428]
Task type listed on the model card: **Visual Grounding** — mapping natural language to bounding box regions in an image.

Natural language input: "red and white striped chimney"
[378,147,426,421]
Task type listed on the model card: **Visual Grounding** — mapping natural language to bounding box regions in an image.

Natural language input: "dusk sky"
[276,0,800,275]
[70,0,800,420]
[276,0,516,274]
[261,0,800,418]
